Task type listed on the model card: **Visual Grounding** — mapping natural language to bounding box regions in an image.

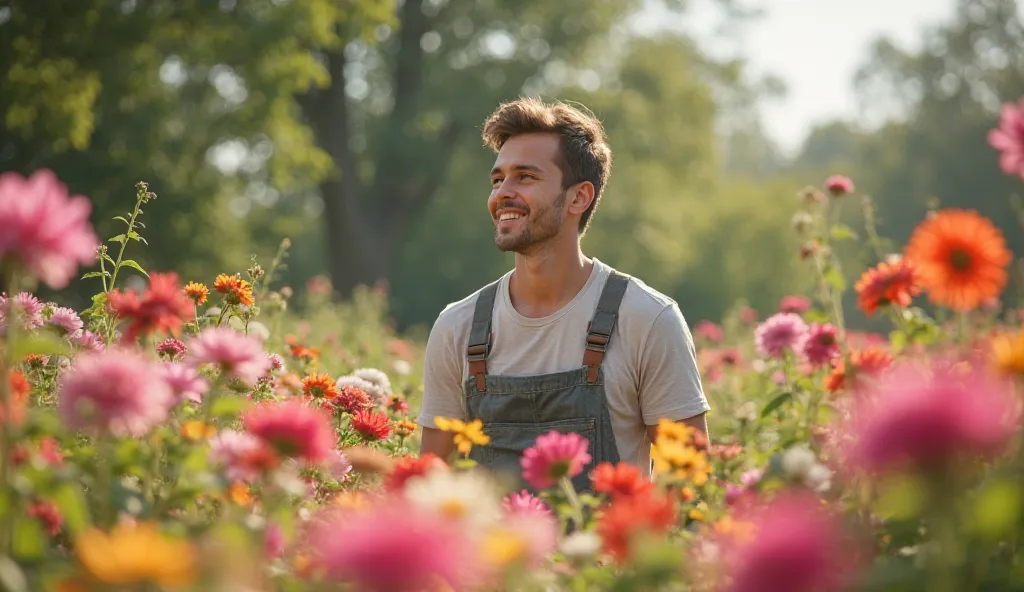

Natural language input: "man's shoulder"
[607,266,678,322]
[432,274,507,335]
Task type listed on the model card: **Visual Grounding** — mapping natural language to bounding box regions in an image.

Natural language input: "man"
[417,97,709,490]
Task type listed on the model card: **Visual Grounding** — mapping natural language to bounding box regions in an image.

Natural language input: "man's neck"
[508,240,594,319]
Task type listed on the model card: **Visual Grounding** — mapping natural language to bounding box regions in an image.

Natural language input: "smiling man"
[417,97,709,489]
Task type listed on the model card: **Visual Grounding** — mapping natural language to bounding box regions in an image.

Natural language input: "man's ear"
[567,182,596,216]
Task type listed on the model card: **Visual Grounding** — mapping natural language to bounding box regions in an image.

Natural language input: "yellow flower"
[655,417,694,443]
[688,509,705,521]
[75,522,196,589]
[180,420,215,442]
[481,527,527,568]
[227,482,253,507]
[712,515,757,544]
[331,491,370,512]
[651,439,712,486]
[395,418,418,438]
[434,417,490,455]
[992,329,1024,376]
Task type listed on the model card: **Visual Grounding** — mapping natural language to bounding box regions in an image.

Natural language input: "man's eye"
[491,178,503,187]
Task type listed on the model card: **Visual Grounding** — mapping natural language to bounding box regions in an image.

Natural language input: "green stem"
[258,239,291,303]
[0,268,16,554]
[559,476,585,530]
[214,304,228,328]
[107,198,145,292]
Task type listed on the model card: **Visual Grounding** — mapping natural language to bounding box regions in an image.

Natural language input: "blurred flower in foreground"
[0,169,99,289]
[403,467,502,530]
[987,98,1024,179]
[502,489,553,519]
[590,462,655,500]
[521,430,591,490]
[0,291,44,332]
[434,417,490,455]
[74,522,196,589]
[903,209,1011,312]
[597,491,677,563]
[244,399,336,464]
[990,328,1024,377]
[824,347,892,394]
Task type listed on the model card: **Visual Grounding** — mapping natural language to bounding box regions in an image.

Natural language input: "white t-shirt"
[417,258,709,478]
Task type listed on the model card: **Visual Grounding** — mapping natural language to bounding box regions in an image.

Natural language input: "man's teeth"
[499,212,524,221]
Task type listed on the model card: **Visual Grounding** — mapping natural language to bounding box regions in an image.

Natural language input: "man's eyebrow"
[490,164,545,177]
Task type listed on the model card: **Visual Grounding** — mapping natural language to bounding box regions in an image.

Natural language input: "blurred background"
[2,0,1023,335]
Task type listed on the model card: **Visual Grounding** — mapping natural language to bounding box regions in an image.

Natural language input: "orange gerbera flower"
[590,462,654,500]
[596,492,677,563]
[903,209,1012,312]
[854,257,922,315]
[213,274,255,307]
[183,281,209,306]
[824,347,893,393]
[302,372,339,400]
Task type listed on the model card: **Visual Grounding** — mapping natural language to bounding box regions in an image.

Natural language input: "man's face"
[488,133,571,253]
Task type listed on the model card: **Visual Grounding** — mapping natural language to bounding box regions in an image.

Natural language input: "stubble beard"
[494,190,568,254]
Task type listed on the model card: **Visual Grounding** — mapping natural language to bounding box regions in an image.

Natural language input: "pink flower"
[721,491,853,592]
[0,169,99,289]
[265,523,285,558]
[738,306,759,324]
[58,349,175,437]
[159,362,209,404]
[75,330,105,353]
[185,327,271,386]
[47,306,83,339]
[779,295,811,314]
[493,513,558,570]
[325,449,353,481]
[156,338,187,360]
[209,430,268,483]
[266,352,284,372]
[502,490,553,519]
[845,360,1020,474]
[740,468,763,488]
[988,98,1024,179]
[243,399,335,463]
[521,431,592,490]
[754,313,809,360]
[695,320,724,343]
[823,175,854,196]
[0,292,44,332]
[801,323,840,369]
[307,503,476,591]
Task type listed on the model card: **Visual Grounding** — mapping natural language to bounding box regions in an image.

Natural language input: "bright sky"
[634,0,958,156]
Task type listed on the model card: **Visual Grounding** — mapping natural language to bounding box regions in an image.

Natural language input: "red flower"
[596,492,677,563]
[383,453,447,492]
[333,385,372,415]
[590,462,654,500]
[108,272,193,342]
[243,400,336,463]
[350,409,392,441]
[855,257,922,316]
[27,501,63,536]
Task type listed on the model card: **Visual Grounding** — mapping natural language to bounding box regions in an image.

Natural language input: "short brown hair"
[482,97,612,234]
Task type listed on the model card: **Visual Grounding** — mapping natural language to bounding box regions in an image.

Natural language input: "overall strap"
[583,271,630,384]
[467,280,500,392]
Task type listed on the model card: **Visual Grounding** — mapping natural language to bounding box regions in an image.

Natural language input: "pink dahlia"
[988,98,1024,179]
[185,327,271,386]
[0,292,44,332]
[823,174,854,196]
[502,489,553,519]
[46,306,83,339]
[156,338,187,360]
[801,323,840,369]
[778,295,811,314]
[159,362,209,404]
[0,170,99,289]
[75,330,105,353]
[266,352,284,372]
[845,359,1020,474]
[721,490,853,592]
[754,313,809,360]
[243,399,335,463]
[324,449,353,481]
[209,430,271,483]
[58,349,175,437]
[307,503,476,591]
[521,431,592,490]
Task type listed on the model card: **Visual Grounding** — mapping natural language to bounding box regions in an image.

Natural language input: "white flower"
[403,469,502,530]
[392,359,411,376]
[804,463,832,492]
[560,531,602,561]
[781,445,816,481]
[353,367,392,395]
[337,374,387,406]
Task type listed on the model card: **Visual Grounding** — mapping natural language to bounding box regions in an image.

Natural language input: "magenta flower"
[75,330,105,353]
[159,362,209,404]
[779,295,811,314]
[325,449,353,481]
[502,489,553,519]
[521,431,592,490]
[721,491,853,592]
[264,523,285,558]
[209,430,267,483]
[0,291,44,332]
[845,360,1020,474]
[801,323,840,369]
[695,320,724,343]
[156,338,187,360]
[0,169,99,289]
[754,313,809,360]
[307,503,476,591]
[243,399,336,463]
[47,306,84,339]
[58,349,175,437]
[823,174,854,196]
[266,352,285,372]
[185,327,271,386]
[988,98,1024,179]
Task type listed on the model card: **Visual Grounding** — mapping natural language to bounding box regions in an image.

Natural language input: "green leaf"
[128,231,147,245]
[889,330,907,353]
[823,266,847,292]
[113,215,130,225]
[829,224,858,241]
[119,259,149,278]
[876,474,928,520]
[80,271,111,280]
[52,484,90,535]
[11,517,45,560]
[0,556,27,592]
[9,333,70,359]
[108,234,127,245]
[210,396,252,418]
[760,391,792,418]
[973,480,1021,540]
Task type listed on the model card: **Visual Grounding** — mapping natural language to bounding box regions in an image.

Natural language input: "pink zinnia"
[502,489,553,519]
[209,430,268,483]
[721,491,853,592]
[0,169,100,289]
[695,320,724,343]
[58,349,175,437]
[307,503,476,591]
[845,359,1020,474]
[75,330,105,353]
[159,362,209,404]
[823,174,854,196]
[801,323,840,369]
[521,431,592,490]
[243,399,335,463]
[185,326,271,386]
[266,352,285,372]
[779,295,811,314]
[324,449,353,481]
[156,338,187,360]
[47,306,83,339]
[0,292,44,332]
[988,98,1024,179]
[754,313,809,360]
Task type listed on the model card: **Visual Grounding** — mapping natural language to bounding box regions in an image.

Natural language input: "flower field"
[1,99,1024,592]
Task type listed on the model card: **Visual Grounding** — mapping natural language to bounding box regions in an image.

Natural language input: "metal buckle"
[585,333,608,352]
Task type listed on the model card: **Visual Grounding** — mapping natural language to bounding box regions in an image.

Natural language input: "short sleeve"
[637,303,710,425]
[417,313,468,428]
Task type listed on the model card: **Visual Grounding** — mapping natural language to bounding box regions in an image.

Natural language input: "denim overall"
[464,271,628,493]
